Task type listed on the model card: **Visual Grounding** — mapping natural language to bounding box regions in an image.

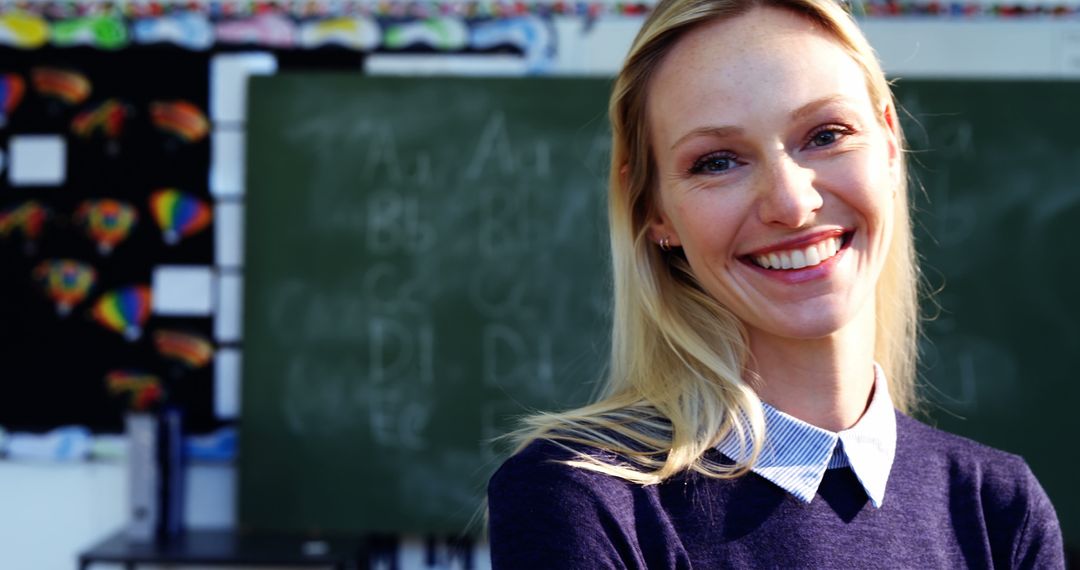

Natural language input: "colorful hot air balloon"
[0,201,49,254]
[90,285,151,341]
[149,188,211,245]
[71,98,131,141]
[0,73,25,127]
[31,67,91,105]
[33,259,97,316]
[153,330,214,369]
[105,369,163,411]
[149,100,208,143]
[73,199,137,255]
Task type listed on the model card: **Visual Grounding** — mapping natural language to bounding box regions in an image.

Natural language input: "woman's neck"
[746,308,877,433]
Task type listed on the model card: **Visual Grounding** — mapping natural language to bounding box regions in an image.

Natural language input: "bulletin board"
[0,47,218,433]
[0,43,365,436]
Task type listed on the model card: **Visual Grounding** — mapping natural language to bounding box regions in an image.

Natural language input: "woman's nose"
[756,155,823,228]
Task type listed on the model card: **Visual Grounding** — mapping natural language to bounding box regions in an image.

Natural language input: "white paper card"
[214,201,244,267]
[210,129,246,197]
[210,52,278,123]
[9,136,66,186]
[214,272,243,342]
[152,265,214,315]
[214,348,242,419]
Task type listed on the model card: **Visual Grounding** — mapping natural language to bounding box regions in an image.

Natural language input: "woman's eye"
[811,130,838,146]
[807,125,853,148]
[689,153,738,175]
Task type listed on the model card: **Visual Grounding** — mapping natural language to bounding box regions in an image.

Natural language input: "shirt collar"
[716,363,897,508]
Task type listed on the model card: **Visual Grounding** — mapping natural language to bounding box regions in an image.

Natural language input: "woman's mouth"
[743,231,853,271]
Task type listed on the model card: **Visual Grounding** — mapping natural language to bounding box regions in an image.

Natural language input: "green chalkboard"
[240,76,613,534]
[240,76,1079,546]
[894,81,1080,549]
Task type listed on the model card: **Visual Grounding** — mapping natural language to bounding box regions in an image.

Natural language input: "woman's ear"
[647,201,681,249]
[883,103,901,165]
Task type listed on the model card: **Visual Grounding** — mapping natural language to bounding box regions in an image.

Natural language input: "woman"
[488,0,1064,567]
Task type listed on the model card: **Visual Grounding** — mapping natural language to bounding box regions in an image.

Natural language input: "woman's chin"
[747,306,863,342]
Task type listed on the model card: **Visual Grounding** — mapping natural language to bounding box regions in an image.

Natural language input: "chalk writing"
[368,317,434,387]
[482,323,555,398]
[366,193,436,254]
[465,111,551,180]
[269,277,423,344]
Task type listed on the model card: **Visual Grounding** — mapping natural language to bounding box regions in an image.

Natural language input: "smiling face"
[647,6,900,343]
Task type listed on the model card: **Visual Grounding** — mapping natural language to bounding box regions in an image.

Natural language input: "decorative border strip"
[862,0,1080,16]
[4,0,1080,20]
[3,1,651,20]
[3,0,1080,55]
[0,6,588,56]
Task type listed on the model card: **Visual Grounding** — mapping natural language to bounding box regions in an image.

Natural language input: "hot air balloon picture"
[154,329,214,378]
[31,67,91,115]
[74,199,137,255]
[33,259,97,316]
[0,73,25,128]
[71,98,133,155]
[150,100,209,147]
[0,200,50,255]
[149,188,211,246]
[105,369,164,411]
[90,284,151,341]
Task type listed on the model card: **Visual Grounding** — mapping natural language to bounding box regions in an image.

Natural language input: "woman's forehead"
[646,7,875,145]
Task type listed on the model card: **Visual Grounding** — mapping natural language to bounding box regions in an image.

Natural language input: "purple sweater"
[488,412,1064,568]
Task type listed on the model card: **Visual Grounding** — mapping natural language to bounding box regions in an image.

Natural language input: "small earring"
[659,236,672,252]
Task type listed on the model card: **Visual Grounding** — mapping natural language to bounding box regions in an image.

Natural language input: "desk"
[78,529,370,569]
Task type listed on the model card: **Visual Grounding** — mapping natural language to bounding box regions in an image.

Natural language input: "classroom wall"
[3,13,1080,570]
[0,461,234,570]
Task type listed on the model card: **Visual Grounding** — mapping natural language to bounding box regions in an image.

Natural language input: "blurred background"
[0,0,1077,568]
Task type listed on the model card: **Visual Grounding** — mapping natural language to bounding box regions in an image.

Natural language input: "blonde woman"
[487,0,1064,567]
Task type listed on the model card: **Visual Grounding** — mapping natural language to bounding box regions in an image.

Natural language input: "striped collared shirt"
[716,364,897,508]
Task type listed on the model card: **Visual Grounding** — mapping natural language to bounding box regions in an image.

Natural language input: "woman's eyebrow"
[669,95,854,152]
[670,125,744,151]
[789,94,852,122]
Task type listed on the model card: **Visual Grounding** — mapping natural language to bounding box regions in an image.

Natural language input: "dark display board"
[894,81,1080,549]
[240,76,612,533]
[0,47,216,433]
[240,76,1078,544]
[0,46,365,435]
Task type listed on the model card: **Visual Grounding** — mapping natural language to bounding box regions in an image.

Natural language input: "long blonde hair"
[508,0,920,484]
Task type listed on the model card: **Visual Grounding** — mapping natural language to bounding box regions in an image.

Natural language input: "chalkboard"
[894,81,1080,549]
[240,76,1079,546]
[240,76,613,534]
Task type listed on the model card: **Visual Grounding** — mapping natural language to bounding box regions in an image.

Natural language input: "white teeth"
[825,237,839,257]
[790,249,807,269]
[751,235,845,270]
[779,252,792,269]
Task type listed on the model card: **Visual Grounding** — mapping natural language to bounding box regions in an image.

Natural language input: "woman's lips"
[739,231,854,282]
